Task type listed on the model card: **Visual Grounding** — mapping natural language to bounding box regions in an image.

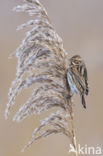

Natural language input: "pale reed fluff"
[5,0,78,155]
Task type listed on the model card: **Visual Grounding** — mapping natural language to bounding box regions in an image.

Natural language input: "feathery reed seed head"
[5,0,78,154]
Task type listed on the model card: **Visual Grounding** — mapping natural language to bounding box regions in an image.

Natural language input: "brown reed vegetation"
[5,0,78,155]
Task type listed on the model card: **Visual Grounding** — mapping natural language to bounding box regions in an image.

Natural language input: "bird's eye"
[74,60,79,64]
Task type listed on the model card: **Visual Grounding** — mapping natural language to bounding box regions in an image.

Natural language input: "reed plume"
[5,0,78,155]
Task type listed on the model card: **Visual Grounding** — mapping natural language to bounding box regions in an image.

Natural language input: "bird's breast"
[67,71,79,94]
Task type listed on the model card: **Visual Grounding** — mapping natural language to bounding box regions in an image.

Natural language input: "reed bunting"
[67,55,89,108]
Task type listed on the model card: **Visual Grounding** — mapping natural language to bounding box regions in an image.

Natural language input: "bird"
[67,55,89,108]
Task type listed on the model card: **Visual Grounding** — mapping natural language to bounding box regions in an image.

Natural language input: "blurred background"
[0,0,103,156]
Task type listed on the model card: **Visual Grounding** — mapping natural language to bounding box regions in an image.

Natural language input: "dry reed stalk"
[5,0,78,155]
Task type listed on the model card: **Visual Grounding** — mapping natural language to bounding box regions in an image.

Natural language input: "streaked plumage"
[67,55,89,108]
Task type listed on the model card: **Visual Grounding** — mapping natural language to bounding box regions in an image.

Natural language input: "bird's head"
[69,55,83,66]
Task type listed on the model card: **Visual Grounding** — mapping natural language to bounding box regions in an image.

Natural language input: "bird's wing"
[80,63,89,95]
[71,67,86,92]
[83,65,89,95]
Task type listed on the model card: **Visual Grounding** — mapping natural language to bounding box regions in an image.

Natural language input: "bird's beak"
[68,59,71,64]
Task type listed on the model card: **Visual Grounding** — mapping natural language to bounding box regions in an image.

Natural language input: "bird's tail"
[81,95,86,109]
